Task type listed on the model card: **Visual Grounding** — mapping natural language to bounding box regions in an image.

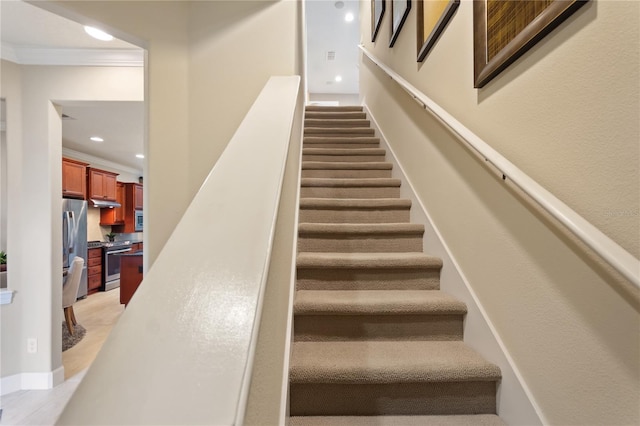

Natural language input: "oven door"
[104,247,132,290]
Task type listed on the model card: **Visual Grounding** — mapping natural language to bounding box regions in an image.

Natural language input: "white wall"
[0,61,143,389]
[309,92,360,105]
[360,1,639,424]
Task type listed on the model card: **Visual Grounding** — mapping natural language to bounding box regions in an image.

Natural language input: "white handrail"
[56,76,301,425]
[359,45,639,289]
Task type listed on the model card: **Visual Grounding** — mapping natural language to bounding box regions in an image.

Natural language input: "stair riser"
[304,120,371,128]
[290,381,497,416]
[296,269,441,291]
[304,143,380,149]
[304,137,379,144]
[303,155,386,163]
[306,106,363,112]
[299,208,410,224]
[302,169,392,179]
[305,130,375,137]
[298,234,423,252]
[300,187,400,199]
[305,112,367,120]
[294,314,464,341]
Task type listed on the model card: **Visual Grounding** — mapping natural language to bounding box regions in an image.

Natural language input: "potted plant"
[0,251,6,272]
[105,232,117,242]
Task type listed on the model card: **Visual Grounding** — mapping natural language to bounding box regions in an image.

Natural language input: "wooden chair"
[63,256,84,336]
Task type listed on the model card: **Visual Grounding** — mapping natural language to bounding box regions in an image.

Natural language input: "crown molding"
[62,147,142,176]
[0,43,143,67]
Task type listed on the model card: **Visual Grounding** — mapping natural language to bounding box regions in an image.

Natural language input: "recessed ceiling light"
[335,1,345,9]
[345,12,355,22]
[84,26,114,41]
[90,136,104,142]
[136,154,144,159]
[335,75,343,82]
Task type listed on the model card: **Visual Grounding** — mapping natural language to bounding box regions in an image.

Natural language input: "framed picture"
[372,0,386,42]
[417,0,459,62]
[473,0,589,88]
[390,0,411,47]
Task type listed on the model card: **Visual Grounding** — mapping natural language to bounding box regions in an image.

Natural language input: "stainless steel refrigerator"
[62,199,88,299]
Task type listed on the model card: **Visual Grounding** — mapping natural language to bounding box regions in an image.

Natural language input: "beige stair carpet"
[290,105,505,425]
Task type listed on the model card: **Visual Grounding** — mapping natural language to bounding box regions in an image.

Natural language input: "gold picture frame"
[417,0,459,62]
[473,0,589,88]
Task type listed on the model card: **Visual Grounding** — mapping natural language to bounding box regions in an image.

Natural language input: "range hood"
[90,199,121,208]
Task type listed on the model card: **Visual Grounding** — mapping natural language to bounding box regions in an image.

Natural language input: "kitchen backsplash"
[87,207,109,241]
[87,206,143,242]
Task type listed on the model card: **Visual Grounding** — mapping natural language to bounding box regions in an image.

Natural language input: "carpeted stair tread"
[300,198,411,209]
[305,119,371,128]
[303,148,386,156]
[292,106,502,421]
[290,341,501,384]
[297,252,442,269]
[301,178,401,188]
[299,223,423,236]
[298,198,412,224]
[294,290,466,315]
[289,415,506,426]
[304,136,380,145]
[305,111,367,120]
[306,105,363,112]
[302,161,392,170]
[305,127,375,136]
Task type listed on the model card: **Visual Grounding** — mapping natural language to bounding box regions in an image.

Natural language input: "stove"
[102,241,133,291]
[103,240,132,249]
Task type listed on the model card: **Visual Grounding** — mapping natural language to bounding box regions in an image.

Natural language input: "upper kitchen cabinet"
[133,183,143,210]
[100,182,125,225]
[87,168,119,202]
[62,158,88,199]
[112,183,143,233]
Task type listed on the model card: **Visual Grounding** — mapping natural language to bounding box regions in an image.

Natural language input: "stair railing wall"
[359,45,639,291]
[57,76,301,426]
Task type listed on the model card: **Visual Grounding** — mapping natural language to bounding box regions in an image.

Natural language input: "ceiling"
[0,0,360,171]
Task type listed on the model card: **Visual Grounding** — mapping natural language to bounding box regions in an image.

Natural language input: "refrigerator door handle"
[63,211,70,255]
[63,211,75,253]
[70,211,76,252]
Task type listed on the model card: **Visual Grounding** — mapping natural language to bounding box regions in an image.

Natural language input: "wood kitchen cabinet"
[120,253,143,306]
[62,158,88,199]
[100,182,125,225]
[113,183,143,233]
[87,168,118,201]
[133,183,143,210]
[87,247,103,295]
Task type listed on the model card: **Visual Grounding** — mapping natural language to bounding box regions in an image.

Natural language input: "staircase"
[289,105,505,425]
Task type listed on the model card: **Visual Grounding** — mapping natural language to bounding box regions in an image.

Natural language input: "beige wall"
[0,62,143,385]
[3,0,302,398]
[0,59,23,379]
[360,1,639,425]
[47,1,305,265]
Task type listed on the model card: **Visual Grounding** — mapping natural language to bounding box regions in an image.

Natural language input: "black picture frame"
[417,0,459,62]
[372,0,386,42]
[390,0,411,47]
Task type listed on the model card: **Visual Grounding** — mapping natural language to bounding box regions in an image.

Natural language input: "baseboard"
[364,104,544,426]
[0,367,65,396]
